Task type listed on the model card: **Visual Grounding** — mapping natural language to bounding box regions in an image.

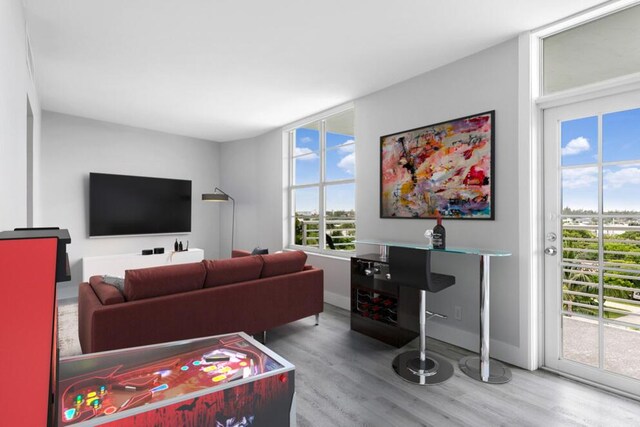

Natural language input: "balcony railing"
[296,217,355,250]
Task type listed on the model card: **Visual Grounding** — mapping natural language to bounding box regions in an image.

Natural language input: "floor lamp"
[202,187,235,257]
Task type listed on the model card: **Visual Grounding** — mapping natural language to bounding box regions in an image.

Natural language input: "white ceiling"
[25,0,606,142]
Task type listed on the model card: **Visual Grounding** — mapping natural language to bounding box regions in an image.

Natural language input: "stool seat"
[390,246,455,293]
[389,246,456,385]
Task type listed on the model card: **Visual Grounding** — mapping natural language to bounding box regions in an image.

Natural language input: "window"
[542,4,640,95]
[288,108,355,253]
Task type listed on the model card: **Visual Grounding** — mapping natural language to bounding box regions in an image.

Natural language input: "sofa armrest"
[78,282,104,354]
[232,250,251,258]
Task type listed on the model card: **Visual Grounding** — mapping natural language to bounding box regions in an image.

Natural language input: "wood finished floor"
[266,304,640,427]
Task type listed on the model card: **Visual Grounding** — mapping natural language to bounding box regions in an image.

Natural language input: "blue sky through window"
[326,183,356,213]
[603,108,640,163]
[295,127,319,153]
[294,129,355,212]
[294,187,318,215]
[561,116,598,166]
[561,108,640,213]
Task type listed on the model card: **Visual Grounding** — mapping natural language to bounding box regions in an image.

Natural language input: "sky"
[561,107,640,213]
[293,128,355,213]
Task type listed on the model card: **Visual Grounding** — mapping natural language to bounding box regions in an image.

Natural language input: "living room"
[2,0,640,426]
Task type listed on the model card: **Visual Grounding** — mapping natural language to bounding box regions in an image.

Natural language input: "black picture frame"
[380,110,495,220]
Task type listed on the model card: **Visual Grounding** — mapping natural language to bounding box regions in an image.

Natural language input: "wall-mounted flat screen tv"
[90,173,192,237]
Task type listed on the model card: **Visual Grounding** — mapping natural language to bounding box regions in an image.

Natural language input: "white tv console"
[82,248,205,281]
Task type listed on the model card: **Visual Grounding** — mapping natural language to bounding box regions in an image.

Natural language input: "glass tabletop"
[355,239,511,257]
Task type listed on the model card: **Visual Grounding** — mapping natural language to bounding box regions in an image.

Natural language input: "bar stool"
[389,246,456,385]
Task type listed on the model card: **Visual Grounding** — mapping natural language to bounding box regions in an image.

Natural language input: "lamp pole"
[214,187,235,255]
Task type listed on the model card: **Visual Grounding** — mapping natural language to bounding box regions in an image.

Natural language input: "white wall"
[0,0,41,230]
[221,38,529,367]
[39,112,222,292]
[356,39,523,365]
[219,129,286,256]
[219,131,354,309]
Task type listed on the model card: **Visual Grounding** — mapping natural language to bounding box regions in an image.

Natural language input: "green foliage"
[616,231,640,240]
[296,211,356,250]
[563,229,595,239]
[295,217,303,245]
[561,226,640,316]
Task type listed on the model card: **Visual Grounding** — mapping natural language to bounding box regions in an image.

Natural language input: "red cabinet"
[0,229,70,427]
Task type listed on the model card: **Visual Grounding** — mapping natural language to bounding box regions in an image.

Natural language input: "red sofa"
[78,250,323,353]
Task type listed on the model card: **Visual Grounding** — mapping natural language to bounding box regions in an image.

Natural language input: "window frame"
[286,107,356,256]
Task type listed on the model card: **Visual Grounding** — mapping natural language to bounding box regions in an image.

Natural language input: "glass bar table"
[355,239,512,384]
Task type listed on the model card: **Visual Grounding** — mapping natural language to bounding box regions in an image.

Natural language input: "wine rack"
[350,254,419,347]
[354,289,398,325]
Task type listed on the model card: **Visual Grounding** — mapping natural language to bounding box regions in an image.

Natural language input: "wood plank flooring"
[265,304,640,427]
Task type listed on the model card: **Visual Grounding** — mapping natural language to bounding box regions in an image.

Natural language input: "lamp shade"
[202,193,229,202]
[202,187,235,256]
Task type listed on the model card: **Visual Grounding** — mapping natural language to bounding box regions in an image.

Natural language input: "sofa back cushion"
[124,262,206,301]
[203,256,264,288]
[89,276,126,305]
[260,251,307,278]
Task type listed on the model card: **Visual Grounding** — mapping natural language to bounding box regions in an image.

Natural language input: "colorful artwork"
[380,111,495,219]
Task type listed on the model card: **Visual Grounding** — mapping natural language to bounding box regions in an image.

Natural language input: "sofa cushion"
[89,276,126,305]
[260,250,307,278]
[203,256,264,288]
[102,275,125,292]
[124,262,206,301]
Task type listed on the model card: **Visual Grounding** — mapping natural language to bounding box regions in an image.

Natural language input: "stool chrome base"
[392,350,454,385]
[459,356,511,384]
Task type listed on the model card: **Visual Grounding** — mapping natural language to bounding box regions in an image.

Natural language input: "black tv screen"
[90,173,192,237]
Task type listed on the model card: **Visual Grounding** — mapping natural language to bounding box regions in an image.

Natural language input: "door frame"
[518,0,640,372]
[542,91,640,397]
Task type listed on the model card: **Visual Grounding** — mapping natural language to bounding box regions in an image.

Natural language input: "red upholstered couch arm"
[232,250,251,258]
[77,282,105,354]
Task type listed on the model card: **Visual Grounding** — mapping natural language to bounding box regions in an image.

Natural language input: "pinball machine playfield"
[58,332,295,426]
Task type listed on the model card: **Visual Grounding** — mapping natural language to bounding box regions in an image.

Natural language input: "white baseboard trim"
[324,290,350,311]
[321,291,528,368]
[427,320,528,369]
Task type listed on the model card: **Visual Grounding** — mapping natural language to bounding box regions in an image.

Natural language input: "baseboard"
[324,290,350,310]
[427,319,527,369]
[322,291,528,368]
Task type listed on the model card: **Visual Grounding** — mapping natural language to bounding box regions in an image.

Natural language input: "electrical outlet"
[454,305,462,321]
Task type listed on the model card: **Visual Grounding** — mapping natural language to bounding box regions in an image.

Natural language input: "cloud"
[562,168,597,189]
[338,153,355,175]
[604,167,640,189]
[300,136,313,144]
[294,147,319,159]
[338,140,355,153]
[562,137,590,156]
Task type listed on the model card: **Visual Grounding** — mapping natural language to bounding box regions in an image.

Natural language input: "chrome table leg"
[459,255,512,384]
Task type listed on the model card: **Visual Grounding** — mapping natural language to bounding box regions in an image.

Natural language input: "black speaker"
[141,249,153,255]
[153,247,164,254]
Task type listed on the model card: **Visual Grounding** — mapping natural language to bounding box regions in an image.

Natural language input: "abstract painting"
[380,111,494,219]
